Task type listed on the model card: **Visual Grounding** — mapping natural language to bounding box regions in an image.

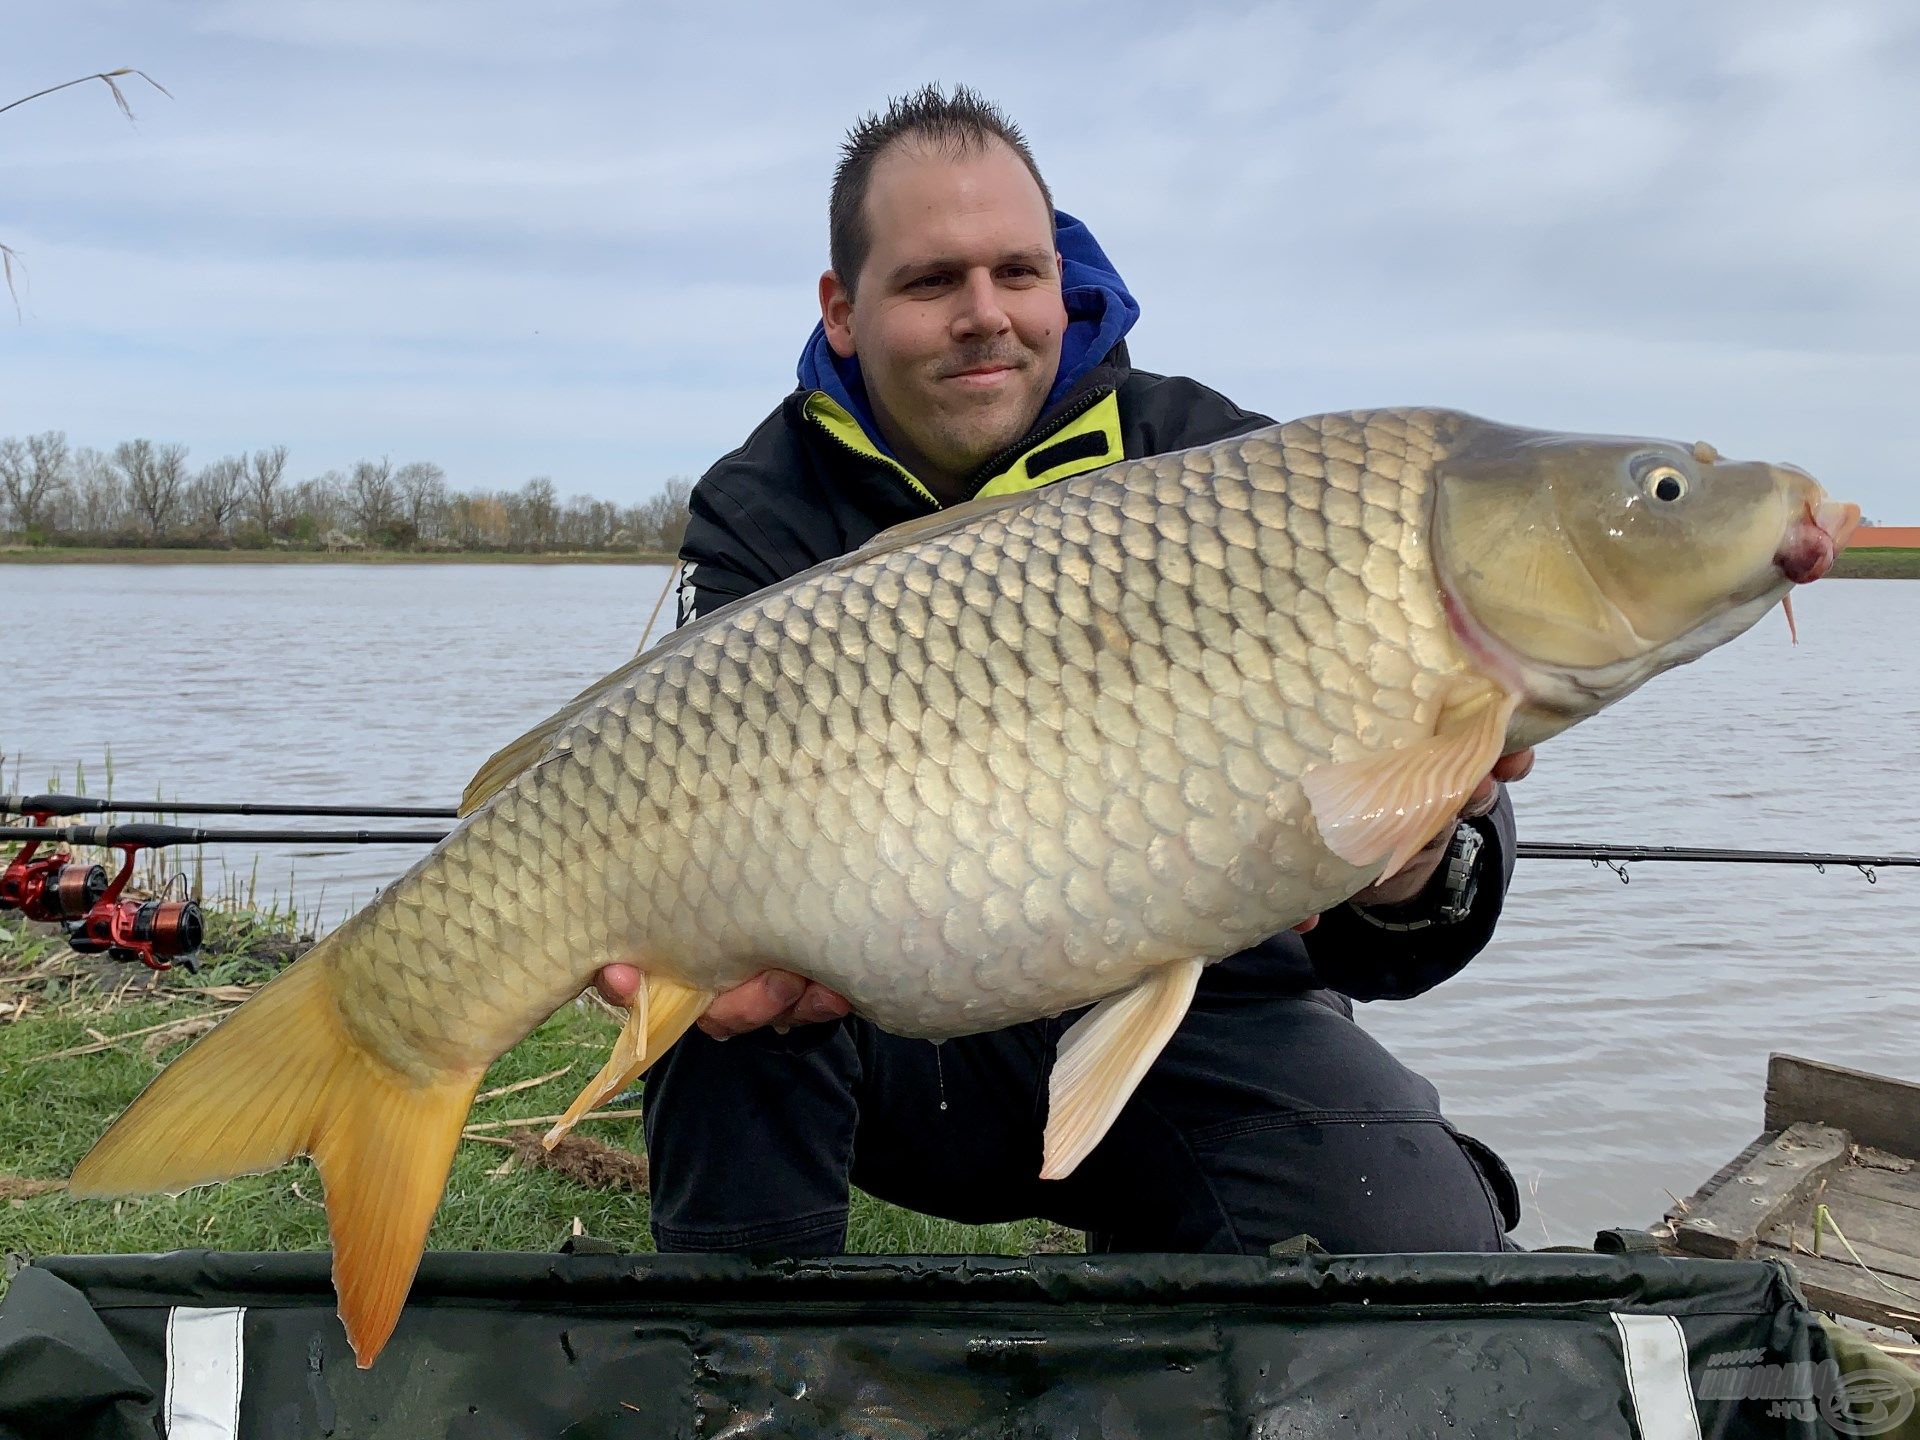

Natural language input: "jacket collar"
[802,375,1127,508]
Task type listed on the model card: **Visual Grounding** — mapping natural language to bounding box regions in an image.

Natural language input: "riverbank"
[0,546,676,565]
[1832,548,1920,579]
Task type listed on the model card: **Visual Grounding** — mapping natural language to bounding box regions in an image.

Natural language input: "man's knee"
[1185,1110,1519,1254]
[1075,992,1521,1254]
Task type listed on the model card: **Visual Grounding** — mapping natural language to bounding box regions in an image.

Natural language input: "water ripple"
[2,567,1914,1244]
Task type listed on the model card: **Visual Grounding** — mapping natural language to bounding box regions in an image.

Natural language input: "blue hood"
[795,210,1140,459]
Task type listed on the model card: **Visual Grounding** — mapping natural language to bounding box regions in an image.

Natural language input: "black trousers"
[642,978,1521,1257]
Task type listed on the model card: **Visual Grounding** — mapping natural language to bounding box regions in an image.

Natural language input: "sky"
[3,1,1917,520]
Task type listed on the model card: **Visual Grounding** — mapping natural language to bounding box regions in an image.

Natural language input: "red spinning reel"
[0,812,203,971]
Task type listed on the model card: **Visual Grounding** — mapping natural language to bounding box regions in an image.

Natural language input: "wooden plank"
[1764,1219,1920,1286]
[1767,1055,1920,1155]
[1665,1131,1775,1221]
[1759,1245,1920,1333]
[1673,1122,1851,1259]
[1837,1162,1920,1215]
[1791,1189,1920,1278]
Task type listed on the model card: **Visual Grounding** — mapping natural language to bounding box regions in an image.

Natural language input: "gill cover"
[1432,420,1798,676]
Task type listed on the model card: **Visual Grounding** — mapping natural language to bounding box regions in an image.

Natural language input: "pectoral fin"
[545,973,714,1147]
[1041,959,1205,1181]
[1301,682,1518,879]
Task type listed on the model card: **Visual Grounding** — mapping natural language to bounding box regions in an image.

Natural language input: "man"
[597,85,1531,1257]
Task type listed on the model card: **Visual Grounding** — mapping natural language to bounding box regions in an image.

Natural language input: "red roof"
[1855,526,1920,548]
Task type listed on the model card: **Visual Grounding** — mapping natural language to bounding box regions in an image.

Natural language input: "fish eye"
[1634,460,1690,503]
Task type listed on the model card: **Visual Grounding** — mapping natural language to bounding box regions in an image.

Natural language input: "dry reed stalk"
[462,1107,643,1134]
[0,1175,66,1200]
[1,69,172,313]
[475,1063,574,1104]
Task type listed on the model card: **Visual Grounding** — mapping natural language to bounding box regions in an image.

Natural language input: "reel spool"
[64,867,205,971]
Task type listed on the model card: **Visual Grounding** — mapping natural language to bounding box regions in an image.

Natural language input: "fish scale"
[325,410,1455,1069]
[76,404,1860,1366]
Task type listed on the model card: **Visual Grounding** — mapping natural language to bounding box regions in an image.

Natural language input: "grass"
[1832,547,1920,580]
[0,908,1078,1298]
[0,546,676,566]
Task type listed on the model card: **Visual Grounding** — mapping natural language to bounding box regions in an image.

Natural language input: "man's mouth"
[940,356,1025,386]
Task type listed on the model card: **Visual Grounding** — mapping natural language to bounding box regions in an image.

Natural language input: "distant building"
[1856,526,1920,548]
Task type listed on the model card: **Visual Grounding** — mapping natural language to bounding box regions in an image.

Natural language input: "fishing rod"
[8,825,1917,869]
[0,793,458,820]
[7,818,1914,974]
[0,824,446,846]
[1519,841,1918,883]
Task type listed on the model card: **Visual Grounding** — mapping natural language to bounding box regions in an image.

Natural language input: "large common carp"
[71,408,1859,1364]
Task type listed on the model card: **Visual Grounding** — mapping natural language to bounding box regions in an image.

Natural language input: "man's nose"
[950,269,1011,339]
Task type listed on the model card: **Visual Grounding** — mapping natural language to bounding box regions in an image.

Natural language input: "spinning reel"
[0,808,204,971]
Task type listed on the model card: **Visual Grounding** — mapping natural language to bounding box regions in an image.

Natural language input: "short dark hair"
[829,84,1054,297]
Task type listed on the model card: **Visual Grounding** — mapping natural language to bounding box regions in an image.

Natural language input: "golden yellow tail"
[68,950,482,1368]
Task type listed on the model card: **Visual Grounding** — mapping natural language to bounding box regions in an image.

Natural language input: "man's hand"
[1343,748,1535,909]
[592,962,851,1040]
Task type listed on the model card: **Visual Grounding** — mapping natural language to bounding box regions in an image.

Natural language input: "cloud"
[3,0,1915,514]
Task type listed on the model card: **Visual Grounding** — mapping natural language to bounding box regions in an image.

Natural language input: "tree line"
[0,431,693,554]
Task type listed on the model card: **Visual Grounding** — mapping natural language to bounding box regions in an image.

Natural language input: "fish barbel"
[71,408,1860,1364]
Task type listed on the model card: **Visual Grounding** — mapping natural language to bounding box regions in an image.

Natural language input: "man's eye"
[908,275,948,291]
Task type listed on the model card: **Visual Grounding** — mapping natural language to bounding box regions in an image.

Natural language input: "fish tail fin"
[69,947,483,1368]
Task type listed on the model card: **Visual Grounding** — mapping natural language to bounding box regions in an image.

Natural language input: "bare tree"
[246,444,288,537]
[186,454,246,540]
[0,430,70,532]
[69,446,124,535]
[627,476,693,552]
[291,472,345,538]
[559,493,619,550]
[394,460,447,540]
[344,457,398,538]
[113,438,189,537]
[519,476,558,550]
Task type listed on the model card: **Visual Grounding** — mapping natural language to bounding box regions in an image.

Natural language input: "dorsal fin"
[458,488,1054,816]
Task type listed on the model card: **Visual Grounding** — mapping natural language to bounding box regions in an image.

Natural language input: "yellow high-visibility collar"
[803,390,1123,507]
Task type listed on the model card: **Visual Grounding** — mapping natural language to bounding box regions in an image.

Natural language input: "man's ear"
[820,270,857,358]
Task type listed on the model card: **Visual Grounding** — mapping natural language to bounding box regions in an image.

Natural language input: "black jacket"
[677,344,1516,1003]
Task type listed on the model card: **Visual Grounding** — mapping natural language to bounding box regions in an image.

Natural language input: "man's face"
[821,138,1067,502]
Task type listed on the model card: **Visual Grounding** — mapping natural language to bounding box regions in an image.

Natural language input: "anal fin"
[545,972,714,1147]
[1041,959,1204,1181]
[1301,681,1519,879]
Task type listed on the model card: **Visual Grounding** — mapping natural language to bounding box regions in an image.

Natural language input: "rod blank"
[0,794,457,820]
[0,824,448,846]
[3,825,1916,870]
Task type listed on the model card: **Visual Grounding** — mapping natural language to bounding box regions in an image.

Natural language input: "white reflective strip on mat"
[164,1306,245,1440]
[1612,1312,1702,1440]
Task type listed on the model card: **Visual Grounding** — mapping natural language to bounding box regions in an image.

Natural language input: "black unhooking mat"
[0,1249,1896,1438]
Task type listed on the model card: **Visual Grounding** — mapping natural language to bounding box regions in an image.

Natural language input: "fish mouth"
[1775,499,1862,584]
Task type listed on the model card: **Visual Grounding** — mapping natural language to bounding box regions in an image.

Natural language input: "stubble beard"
[915,365,1050,486]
